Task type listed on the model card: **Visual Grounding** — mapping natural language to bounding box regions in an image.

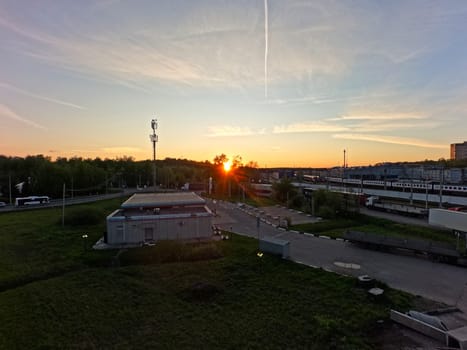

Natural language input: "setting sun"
[223,160,232,172]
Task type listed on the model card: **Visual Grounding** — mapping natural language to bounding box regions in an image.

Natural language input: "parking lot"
[239,204,320,226]
[211,200,467,310]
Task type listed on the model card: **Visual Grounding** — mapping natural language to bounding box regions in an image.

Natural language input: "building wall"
[106,214,212,245]
[451,142,467,160]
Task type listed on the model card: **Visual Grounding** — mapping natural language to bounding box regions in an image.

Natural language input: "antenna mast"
[150,118,158,191]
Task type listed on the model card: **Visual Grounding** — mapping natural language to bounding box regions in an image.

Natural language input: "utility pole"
[425,179,429,210]
[439,166,444,208]
[150,118,158,192]
[8,173,12,206]
[343,149,346,192]
[343,149,346,170]
[62,183,66,227]
[384,168,387,191]
[410,168,414,205]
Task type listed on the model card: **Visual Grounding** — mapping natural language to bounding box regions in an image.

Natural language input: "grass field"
[291,213,465,250]
[0,199,416,349]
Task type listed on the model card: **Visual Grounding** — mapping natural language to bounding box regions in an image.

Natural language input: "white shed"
[106,192,213,246]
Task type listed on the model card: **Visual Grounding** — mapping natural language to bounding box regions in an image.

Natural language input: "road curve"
[211,200,467,308]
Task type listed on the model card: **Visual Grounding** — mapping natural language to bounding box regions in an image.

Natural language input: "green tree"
[272,178,297,204]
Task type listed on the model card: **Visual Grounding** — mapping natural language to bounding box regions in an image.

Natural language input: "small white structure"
[259,237,290,258]
[106,192,213,246]
[429,209,467,232]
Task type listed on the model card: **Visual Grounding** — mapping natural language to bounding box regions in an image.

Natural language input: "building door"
[144,227,154,241]
[115,225,124,243]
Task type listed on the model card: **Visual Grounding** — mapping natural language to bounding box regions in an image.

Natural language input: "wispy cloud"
[0,82,85,110]
[1,0,464,96]
[333,134,446,149]
[206,126,264,137]
[267,109,445,151]
[356,121,439,133]
[0,13,206,89]
[0,103,47,130]
[330,113,425,121]
[264,92,397,106]
[273,121,348,134]
[0,2,389,93]
[331,113,440,132]
[266,96,350,106]
[275,112,436,133]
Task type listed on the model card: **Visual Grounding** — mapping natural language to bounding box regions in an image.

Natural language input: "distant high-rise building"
[450,141,467,160]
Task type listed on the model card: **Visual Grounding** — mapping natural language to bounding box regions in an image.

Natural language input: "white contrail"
[264,0,269,98]
[0,103,47,130]
[0,82,86,110]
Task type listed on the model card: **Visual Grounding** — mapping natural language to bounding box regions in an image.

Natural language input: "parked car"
[0,201,6,208]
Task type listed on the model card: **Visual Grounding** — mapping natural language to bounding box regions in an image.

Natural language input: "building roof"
[121,192,206,209]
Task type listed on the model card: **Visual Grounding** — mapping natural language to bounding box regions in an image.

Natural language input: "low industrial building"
[105,192,213,246]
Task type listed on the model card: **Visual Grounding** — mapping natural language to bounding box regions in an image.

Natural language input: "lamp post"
[150,119,158,192]
[82,234,88,252]
[8,172,12,206]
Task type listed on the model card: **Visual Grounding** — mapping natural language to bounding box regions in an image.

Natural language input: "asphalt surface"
[210,200,467,309]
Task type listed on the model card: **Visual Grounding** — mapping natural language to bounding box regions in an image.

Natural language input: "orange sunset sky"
[1,1,466,167]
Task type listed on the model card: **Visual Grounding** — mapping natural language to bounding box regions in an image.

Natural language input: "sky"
[1,0,467,168]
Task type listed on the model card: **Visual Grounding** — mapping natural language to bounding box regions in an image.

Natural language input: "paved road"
[0,192,129,214]
[210,200,467,309]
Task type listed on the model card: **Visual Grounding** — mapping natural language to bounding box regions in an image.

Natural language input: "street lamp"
[150,119,158,192]
[82,234,88,252]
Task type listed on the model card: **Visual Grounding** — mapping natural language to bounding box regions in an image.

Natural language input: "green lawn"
[0,200,416,349]
[0,199,121,290]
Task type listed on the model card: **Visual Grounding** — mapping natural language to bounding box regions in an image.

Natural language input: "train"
[307,176,467,197]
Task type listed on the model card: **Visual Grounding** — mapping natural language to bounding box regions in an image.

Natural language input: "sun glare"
[223,160,232,172]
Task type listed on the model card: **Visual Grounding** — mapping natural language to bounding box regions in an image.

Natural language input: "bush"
[318,205,337,219]
[290,195,304,209]
[63,206,104,226]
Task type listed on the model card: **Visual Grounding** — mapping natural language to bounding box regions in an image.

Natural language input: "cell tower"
[150,118,158,191]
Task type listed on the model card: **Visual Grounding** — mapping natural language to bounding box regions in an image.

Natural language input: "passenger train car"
[322,177,467,197]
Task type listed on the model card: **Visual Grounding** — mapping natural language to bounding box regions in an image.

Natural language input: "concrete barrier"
[390,310,446,343]
[259,237,290,259]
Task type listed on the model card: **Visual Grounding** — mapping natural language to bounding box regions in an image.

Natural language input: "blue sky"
[1,0,467,167]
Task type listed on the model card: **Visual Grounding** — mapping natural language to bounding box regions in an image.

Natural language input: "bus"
[15,196,50,206]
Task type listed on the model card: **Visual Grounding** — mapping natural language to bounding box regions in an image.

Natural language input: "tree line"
[0,154,260,201]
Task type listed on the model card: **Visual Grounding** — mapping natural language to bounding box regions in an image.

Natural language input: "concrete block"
[259,237,290,259]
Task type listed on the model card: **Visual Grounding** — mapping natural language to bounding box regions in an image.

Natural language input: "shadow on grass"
[118,240,224,266]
